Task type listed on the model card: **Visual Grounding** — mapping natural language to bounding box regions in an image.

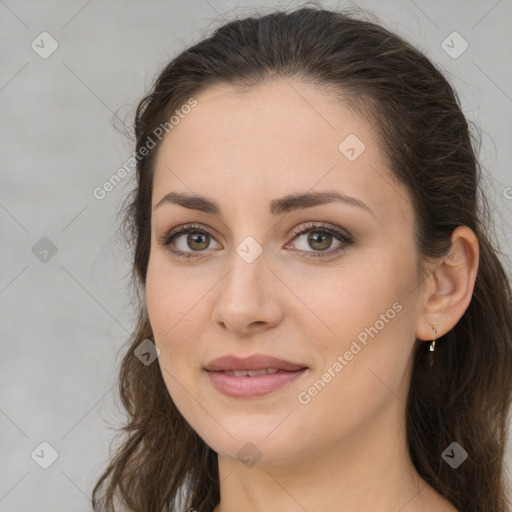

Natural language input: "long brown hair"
[91,4,512,511]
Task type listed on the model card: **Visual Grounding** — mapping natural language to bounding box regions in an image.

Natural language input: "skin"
[145,79,479,512]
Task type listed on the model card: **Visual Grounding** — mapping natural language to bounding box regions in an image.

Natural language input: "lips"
[204,354,308,373]
[205,360,309,398]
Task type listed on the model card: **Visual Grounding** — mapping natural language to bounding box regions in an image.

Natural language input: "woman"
[92,4,512,512]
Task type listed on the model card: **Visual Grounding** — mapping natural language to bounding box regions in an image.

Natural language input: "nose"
[212,248,284,336]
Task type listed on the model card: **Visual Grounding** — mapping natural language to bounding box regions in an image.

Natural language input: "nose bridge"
[223,236,268,303]
[212,234,282,332]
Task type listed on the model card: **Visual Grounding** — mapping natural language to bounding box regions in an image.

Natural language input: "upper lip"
[204,354,308,372]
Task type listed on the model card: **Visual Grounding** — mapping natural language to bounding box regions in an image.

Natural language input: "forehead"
[158,79,373,156]
[152,79,411,227]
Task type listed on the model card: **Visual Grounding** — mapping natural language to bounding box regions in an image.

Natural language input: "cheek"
[145,267,203,419]
[297,253,415,405]
[145,254,199,339]
[295,302,413,449]
[145,256,211,379]
[289,256,395,342]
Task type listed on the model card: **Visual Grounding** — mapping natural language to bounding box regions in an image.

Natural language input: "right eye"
[158,223,221,259]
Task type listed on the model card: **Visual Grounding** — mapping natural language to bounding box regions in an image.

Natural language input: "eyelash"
[158,222,354,260]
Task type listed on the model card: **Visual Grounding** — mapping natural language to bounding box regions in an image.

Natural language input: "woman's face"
[146,79,427,465]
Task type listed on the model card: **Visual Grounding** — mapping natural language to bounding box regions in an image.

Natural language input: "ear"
[415,226,480,341]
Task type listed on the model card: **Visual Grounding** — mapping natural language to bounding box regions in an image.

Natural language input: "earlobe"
[415,226,480,341]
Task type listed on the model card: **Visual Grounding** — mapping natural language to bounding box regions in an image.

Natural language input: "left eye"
[159,222,354,259]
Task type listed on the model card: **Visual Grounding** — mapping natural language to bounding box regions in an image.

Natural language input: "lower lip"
[205,368,308,398]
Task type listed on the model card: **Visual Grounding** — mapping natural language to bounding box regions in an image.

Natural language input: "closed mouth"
[213,368,304,376]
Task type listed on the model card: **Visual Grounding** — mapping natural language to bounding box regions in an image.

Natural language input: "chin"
[196,420,306,467]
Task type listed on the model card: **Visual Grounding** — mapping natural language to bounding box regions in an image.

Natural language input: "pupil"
[309,232,330,250]
[188,233,208,250]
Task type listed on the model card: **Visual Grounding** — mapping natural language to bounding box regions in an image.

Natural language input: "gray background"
[1,0,511,510]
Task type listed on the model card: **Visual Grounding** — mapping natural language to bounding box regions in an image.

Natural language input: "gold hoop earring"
[429,322,438,352]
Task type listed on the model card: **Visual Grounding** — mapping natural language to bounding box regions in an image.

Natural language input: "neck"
[212,397,444,512]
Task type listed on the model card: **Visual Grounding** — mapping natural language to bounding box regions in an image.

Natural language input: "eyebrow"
[153,190,374,218]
